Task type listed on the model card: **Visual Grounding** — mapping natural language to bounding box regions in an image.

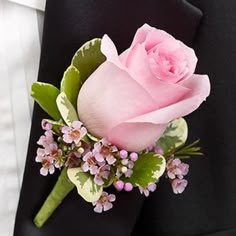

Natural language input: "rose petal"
[178,41,198,80]
[144,28,174,51]
[78,61,157,138]
[107,122,167,152]
[130,23,153,48]
[101,34,121,67]
[125,74,210,125]
[123,43,191,107]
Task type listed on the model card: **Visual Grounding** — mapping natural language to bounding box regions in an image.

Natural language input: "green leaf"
[67,167,103,202]
[71,38,106,82]
[173,139,203,158]
[31,82,61,120]
[122,153,166,187]
[60,65,82,109]
[56,92,78,126]
[157,118,188,154]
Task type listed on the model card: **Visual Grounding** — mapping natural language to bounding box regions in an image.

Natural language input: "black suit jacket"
[14,0,236,235]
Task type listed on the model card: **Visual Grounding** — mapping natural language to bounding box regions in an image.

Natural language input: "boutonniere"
[31,24,210,227]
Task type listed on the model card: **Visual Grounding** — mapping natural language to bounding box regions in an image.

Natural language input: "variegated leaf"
[56,92,78,126]
[158,118,188,154]
[121,153,166,187]
[67,167,103,202]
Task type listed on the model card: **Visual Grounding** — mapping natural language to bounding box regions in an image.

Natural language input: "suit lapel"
[14,1,202,235]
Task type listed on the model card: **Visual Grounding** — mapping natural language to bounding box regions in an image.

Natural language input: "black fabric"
[132,1,236,235]
[14,0,204,235]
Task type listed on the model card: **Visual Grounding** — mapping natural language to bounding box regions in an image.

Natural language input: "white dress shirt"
[0,0,45,235]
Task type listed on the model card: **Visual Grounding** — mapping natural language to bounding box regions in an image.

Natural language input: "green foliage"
[60,65,82,109]
[158,118,188,154]
[56,92,78,126]
[121,153,166,187]
[67,167,103,202]
[170,139,203,159]
[31,82,61,120]
[71,38,106,82]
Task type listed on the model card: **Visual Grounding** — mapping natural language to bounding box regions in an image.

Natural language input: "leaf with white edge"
[157,118,188,154]
[67,167,103,202]
[56,92,78,126]
[71,38,106,82]
[31,82,61,120]
[60,65,82,109]
[87,133,99,142]
[121,153,166,187]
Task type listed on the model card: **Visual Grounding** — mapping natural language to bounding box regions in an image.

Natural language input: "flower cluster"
[36,119,192,213]
[166,158,189,194]
[36,121,142,212]
[81,138,118,186]
[36,121,62,176]
[36,120,86,176]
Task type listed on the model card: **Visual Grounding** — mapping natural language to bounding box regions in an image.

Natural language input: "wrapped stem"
[34,168,75,228]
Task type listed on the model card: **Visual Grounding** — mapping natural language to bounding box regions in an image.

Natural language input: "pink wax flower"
[130,152,138,161]
[166,158,189,180]
[124,182,133,192]
[35,142,62,175]
[114,180,124,191]
[81,152,99,175]
[37,130,54,148]
[139,183,157,197]
[41,119,52,131]
[146,144,164,155]
[35,148,55,176]
[61,121,87,145]
[94,165,110,186]
[93,138,117,165]
[78,24,210,152]
[172,179,188,194]
[65,151,81,168]
[92,192,116,213]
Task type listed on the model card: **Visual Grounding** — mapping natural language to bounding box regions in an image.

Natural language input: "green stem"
[34,168,75,228]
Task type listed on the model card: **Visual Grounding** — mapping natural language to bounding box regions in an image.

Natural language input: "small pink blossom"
[47,143,62,159]
[35,143,62,175]
[39,156,55,176]
[166,158,189,179]
[121,159,134,178]
[65,152,81,168]
[81,152,99,175]
[37,130,54,148]
[93,139,117,165]
[92,192,116,213]
[130,152,138,161]
[61,121,87,145]
[172,179,188,194]
[41,119,52,131]
[119,150,128,159]
[124,182,133,192]
[94,165,110,186]
[139,183,157,197]
[146,144,163,155]
[114,180,124,191]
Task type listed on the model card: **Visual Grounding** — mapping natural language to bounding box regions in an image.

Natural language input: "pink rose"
[78,24,210,152]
